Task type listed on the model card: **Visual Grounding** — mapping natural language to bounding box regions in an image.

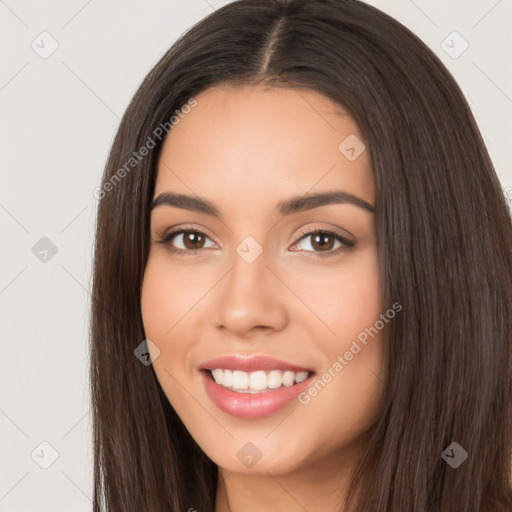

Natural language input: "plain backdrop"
[1,0,511,510]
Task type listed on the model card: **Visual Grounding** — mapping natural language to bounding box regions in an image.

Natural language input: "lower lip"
[200,370,316,419]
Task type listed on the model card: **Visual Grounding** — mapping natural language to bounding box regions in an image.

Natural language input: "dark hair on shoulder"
[90,1,512,510]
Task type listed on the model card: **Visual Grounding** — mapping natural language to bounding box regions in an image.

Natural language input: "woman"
[90,0,512,510]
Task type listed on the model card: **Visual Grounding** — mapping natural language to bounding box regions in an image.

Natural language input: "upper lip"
[199,355,314,373]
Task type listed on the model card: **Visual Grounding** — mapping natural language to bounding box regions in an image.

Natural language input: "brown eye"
[180,231,207,250]
[309,232,336,251]
[291,228,355,258]
[156,228,216,255]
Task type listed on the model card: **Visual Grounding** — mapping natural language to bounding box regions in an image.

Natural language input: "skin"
[140,84,385,511]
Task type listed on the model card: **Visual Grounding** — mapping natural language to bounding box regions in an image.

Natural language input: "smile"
[209,368,311,392]
[198,354,316,418]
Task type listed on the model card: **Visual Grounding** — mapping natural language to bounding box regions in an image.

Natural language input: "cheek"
[140,253,218,385]
[140,256,193,407]
[296,248,384,425]
[140,254,206,338]
[140,256,191,389]
[336,254,381,339]
[141,265,172,341]
[296,248,382,342]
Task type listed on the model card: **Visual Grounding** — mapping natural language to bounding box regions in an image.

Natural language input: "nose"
[213,245,288,338]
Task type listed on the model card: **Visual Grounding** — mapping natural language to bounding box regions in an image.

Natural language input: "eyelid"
[293,224,354,244]
[156,223,220,246]
[290,225,355,258]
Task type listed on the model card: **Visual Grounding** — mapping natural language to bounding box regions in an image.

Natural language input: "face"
[141,84,385,477]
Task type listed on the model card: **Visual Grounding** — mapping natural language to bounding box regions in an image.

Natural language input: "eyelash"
[155,226,355,258]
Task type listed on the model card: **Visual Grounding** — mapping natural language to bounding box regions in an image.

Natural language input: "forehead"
[154,84,374,211]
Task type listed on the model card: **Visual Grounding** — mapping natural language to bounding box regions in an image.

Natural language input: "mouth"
[199,367,316,419]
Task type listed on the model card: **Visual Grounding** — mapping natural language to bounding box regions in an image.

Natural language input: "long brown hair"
[90,1,512,510]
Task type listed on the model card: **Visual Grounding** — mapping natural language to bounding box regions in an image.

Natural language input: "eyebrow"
[150,190,375,217]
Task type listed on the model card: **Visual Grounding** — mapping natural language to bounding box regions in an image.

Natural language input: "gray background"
[1,0,510,510]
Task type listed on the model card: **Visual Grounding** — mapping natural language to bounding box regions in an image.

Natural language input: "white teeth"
[208,369,311,392]
[282,371,295,387]
[211,368,223,383]
[223,369,233,388]
[295,371,308,383]
[267,370,284,389]
[249,370,268,390]
[232,370,249,390]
